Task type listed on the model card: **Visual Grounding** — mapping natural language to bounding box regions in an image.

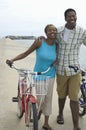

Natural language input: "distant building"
[5,35,36,40]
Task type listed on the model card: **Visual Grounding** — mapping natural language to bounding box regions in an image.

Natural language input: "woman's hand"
[6,59,13,67]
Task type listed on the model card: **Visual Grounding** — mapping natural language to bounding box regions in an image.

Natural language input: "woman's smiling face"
[45,24,57,39]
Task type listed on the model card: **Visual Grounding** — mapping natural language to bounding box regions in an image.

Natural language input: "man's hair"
[64,8,76,18]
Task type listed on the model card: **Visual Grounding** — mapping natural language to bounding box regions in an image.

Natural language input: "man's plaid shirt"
[56,25,86,76]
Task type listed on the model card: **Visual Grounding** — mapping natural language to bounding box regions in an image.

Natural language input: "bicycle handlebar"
[10,62,55,75]
[69,65,86,76]
[69,65,79,72]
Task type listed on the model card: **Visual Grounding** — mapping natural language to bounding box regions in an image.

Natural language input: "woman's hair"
[64,8,76,18]
[44,24,57,33]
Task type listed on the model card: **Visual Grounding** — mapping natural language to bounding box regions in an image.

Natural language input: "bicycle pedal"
[12,97,18,102]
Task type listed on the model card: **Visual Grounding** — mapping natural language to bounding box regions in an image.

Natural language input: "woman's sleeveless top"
[34,39,56,78]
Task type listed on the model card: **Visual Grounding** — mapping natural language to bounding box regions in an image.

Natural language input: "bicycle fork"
[25,94,37,124]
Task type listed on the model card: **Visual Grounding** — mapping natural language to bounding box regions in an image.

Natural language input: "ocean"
[14,39,35,46]
[9,39,86,70]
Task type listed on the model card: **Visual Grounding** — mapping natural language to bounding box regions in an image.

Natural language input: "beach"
[0,38,86,130]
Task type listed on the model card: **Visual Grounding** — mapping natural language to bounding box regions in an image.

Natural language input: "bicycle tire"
[17,84,23,118]
[25,102,38,130]
[79,87,86,116]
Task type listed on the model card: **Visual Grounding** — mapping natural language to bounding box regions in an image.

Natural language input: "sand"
[0,38,86,130]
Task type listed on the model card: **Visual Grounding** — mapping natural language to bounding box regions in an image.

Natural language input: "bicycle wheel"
[25,102,38,130]
[79,86,86,116]
[17,84,24,118]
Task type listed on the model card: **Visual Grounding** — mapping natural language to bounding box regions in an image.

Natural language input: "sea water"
[14,39,34,46]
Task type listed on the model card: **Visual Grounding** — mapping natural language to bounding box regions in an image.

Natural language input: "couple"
[6,8,86,130]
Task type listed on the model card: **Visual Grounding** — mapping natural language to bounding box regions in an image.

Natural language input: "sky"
[0,0,86,37]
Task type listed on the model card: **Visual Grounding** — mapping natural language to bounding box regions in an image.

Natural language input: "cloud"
[0,0,86,36]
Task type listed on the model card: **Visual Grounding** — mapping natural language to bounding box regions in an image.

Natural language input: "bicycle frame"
[11,65,38,130]
[10,63,53,130]
[18,75,37,114]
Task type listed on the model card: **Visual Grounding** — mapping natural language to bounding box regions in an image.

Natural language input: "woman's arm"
[6,40,41,65]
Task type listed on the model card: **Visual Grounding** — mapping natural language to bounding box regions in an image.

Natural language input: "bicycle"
[69,65,86,116]
[8,63,53,130]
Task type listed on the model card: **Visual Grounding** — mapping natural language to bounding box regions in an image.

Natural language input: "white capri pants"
[37,78,55,116]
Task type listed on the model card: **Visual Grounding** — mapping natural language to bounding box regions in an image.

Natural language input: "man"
[56,8,86,130]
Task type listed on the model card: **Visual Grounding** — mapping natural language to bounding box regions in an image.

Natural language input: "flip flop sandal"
[57,115,64,124]
[42,126,54,130]
[76,128,81,130]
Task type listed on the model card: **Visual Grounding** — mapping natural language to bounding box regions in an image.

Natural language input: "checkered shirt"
[56,25,86,76]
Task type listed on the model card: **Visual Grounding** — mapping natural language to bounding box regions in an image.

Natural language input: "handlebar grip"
[69,65,79,72]
[69,65,74,68]
[37,72,41,75]
[7,63,13,68]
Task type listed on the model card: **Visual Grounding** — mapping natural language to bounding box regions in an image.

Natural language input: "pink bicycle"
[9,64,52,130]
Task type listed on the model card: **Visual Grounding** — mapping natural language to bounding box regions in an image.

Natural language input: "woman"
[6,24,57,130]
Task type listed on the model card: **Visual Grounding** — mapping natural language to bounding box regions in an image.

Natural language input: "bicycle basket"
[31,75,49,95]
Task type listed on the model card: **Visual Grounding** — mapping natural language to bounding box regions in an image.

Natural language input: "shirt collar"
[58,24,77,33]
